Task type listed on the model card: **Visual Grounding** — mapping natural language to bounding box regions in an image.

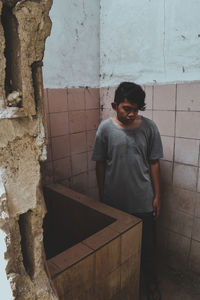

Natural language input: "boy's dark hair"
[114,82,146,111]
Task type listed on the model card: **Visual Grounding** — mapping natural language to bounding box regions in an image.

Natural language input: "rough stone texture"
[13,0,52,116]
[0,1,5,109]
[0,0,57,299]
[0,0,52,117]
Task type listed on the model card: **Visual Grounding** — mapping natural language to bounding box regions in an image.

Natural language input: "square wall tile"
[189,240,200,273]
[153,111,175,136]
[50,243,92,272]
[195,196,200,217]
[177,82,200,111]
[101,108,115,121]
[153,84,176,110]
[173,163,198,191]
[158,204,169,227]
[175,138,199,166]
[144,85,153,109]
[156,227,169,256]
[86,109,100,130]
[68,88,85,111]
[71,152,87,175]
[197,169,200,192]
[51,135,70,160]
[87,151,96,170]
[50,112,69,137]
[141,110,152,119]
[52,273,68,297]
[85,88,100,109]
[167,231,191,269]
[46,114,51,137]
[69,110,86,133]
[46,140,52,162]
[95,237,120,280]
[53,157,71,182]
[87,130,96,151]
[192,217,200,242]
[48,89,67,113]
[100,87,108,108]
[70,132,87,154]
[169,210,193,238]
[176,112,200,139]
[43,88,49,113]
[121,223,142,264]
[161,136,174,161]
[71,172,88,194]
[88,170,97,188]
[83,227,119,251]
[41,161,54,184]
[167,187,196,215]
[95,267,121,300]
[70,287,95,300]
[120,254,140,299]
[53,252,95,298]
[160,160,173,184]
[100,87,115,109]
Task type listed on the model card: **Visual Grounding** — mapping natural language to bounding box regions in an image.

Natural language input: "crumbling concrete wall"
[0,0,57,299]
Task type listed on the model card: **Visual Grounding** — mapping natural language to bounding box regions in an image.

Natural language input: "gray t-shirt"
[92,117,163,214]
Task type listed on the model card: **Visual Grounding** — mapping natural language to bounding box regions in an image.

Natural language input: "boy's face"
[112,98,139,125]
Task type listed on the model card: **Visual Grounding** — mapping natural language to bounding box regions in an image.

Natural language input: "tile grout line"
[66,88,73,188]
[46,88,55,183]
[84,88,90,192]
[171,83,177,185]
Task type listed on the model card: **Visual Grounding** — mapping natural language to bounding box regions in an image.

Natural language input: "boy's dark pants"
[132,212,157,287]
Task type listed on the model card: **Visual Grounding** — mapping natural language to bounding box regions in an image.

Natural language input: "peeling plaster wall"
[0,0,57,299]
[100,0,200,87]
[43,0,100,88]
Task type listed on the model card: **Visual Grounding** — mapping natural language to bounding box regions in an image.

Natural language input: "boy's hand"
[153,197,160,219]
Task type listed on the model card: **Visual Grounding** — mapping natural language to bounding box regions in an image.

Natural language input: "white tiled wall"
[154,84,176,110]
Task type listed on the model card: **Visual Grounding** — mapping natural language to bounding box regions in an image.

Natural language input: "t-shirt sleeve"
[148,122,163,160]
[92,125,107,161]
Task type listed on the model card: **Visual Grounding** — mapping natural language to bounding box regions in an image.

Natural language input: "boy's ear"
[111,102,117,110]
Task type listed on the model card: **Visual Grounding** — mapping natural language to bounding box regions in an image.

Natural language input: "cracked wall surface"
[100,0,200,86]
[0,0,57,299]
[43,0,100,88]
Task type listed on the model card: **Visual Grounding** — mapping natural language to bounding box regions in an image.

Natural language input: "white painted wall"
[100,0,200,86]
[43,0,100,88]
[43,0,200,88]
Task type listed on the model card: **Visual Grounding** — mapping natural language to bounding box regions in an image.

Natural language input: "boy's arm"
[150,159,161,219]
[96,161,106,201]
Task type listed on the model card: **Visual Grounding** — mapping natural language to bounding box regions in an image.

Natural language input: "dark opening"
[31,61,43,111]
[43,186,116,259]
[1,3,22,101]
[18,211,35,278]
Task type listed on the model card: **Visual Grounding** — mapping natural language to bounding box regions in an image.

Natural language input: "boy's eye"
[123,106,138,112]
[123,107,131,112]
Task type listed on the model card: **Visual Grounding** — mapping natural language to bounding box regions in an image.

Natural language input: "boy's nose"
[128,111,135,117]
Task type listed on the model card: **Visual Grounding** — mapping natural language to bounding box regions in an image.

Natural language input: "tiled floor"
[141,264,200,300]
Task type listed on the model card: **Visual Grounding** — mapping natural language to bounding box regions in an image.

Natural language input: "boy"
[92,82,163,300]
